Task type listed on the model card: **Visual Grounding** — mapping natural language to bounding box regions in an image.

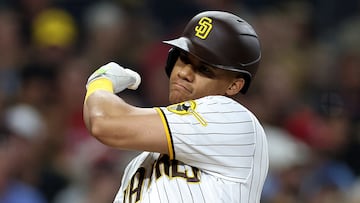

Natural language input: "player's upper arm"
[84,90,170,155]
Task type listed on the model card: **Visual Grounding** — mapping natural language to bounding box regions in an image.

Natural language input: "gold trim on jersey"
[167,100,208,126]
[155,107,174,160]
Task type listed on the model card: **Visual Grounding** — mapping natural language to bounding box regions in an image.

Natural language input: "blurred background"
[0,0,359,203]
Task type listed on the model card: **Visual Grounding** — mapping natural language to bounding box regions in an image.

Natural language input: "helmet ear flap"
[165,48,180,77]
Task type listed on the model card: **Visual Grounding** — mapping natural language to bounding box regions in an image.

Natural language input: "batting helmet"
[163,11,261,94]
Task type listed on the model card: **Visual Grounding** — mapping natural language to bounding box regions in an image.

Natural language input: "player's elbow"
[87,115,130,149]
[87,116,107,139]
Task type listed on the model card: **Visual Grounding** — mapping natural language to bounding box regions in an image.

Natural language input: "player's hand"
[86,62,141,94]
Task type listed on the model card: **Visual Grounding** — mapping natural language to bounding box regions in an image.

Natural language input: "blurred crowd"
[0,0,359,203]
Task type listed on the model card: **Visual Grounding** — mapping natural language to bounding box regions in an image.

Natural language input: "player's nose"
[177,64,195,82]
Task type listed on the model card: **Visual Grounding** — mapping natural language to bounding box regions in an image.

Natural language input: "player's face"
[168,51,242,104]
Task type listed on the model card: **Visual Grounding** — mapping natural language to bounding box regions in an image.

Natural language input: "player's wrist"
[85,78,114,101]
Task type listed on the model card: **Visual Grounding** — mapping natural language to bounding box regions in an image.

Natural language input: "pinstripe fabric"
[114,96,268,203]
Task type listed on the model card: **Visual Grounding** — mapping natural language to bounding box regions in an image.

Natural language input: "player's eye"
[178,52,216,78]
[196,65,215,78]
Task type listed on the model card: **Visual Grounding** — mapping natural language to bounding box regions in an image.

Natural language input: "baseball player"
[83,11,269,203]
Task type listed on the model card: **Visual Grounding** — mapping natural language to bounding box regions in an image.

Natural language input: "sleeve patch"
[167,100,207,126]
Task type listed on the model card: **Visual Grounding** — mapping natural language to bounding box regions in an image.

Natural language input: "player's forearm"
[84,91,169,153]
[84,76,122,134]
[82,69,140,149]
[84,90,129,139]
[84,91,141,151]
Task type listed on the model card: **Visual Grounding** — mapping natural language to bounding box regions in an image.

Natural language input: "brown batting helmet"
[163,11,261,94]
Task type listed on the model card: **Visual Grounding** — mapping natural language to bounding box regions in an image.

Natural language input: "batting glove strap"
[85,78,114,101]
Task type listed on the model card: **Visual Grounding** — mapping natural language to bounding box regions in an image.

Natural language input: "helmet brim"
[163,37,191,53]
[163,37,254,76]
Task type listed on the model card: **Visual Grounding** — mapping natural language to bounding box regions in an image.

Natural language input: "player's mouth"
[171,81,192,94]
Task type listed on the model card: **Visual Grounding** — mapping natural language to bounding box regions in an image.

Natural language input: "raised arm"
[83,62,169,154]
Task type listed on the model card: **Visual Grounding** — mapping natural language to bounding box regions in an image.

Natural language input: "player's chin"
[169,90,190,104]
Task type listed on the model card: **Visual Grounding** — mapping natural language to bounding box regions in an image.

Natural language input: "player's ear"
[226,78,245,96]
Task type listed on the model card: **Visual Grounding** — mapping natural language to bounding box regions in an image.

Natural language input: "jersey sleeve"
[156,96,268,182]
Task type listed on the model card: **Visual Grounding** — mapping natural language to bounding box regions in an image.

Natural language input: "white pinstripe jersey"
[114,96,269,203]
